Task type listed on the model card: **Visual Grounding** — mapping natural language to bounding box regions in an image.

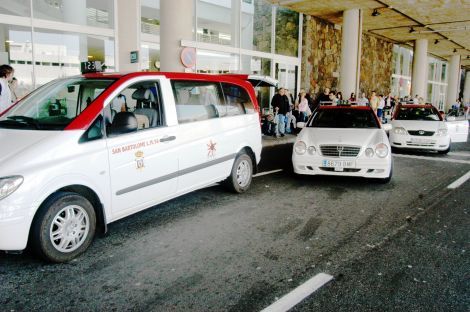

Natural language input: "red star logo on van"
[207,140,217,158]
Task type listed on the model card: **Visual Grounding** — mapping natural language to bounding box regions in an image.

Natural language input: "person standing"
[348,92,356,104]
[297,90,310,122]
[9,77,19,102]
[336,91,344,104]
[370,91,379,113]
[0,64,14,114]
[357,92,369,106]
[271,87,289,137]
[318,87,331,104]
[377,94,385,121]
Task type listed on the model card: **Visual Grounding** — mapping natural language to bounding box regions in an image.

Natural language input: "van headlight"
[0,176,24,200]
[436,128,447,136]
[375,143,389,158]
[393,127,408,135]
[294,141,307,155]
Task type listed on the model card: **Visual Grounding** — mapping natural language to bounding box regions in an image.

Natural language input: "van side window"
[221,83,255,115]
[106,81,164,136]
[171,81,223,124]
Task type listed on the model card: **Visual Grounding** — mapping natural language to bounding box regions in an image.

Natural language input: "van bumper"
[0,208,31,251]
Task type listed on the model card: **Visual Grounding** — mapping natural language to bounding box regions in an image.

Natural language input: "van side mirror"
[67,86,75,93]
[109,112,138,135]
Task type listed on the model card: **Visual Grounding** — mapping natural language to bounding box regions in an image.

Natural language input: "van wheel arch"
[30,185,107,241]
[239,146,257,174]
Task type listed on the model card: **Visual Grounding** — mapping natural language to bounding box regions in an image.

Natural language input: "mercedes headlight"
[375,143,389,158]
[393,127,408,135]
[365,148,375,158]
[307,146,316,155]
[294,141,307,155]
[0,176,24,200]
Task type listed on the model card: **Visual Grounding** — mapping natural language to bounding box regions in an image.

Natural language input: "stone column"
[116,0,140,72]
[445,54,461,110]
[160,0,194,72]
[411,39,428,99]
[463,70,470,106]
[339,9,361,98]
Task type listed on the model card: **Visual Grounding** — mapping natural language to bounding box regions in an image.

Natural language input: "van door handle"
[160,135,176,142]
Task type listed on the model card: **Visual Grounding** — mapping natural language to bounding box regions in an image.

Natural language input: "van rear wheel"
[31,192,96,263]
[224,153,253,193]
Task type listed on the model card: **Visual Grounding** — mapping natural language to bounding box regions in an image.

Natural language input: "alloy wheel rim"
[49,205,90,253]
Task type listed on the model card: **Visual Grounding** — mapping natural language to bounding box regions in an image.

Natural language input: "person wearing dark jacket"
[317,87,331,104]
[271,87,289,137]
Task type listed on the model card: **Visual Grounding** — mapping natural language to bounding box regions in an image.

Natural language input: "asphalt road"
[1,138,469,312]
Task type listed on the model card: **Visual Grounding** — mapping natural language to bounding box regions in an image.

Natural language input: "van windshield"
[0,77,115,130]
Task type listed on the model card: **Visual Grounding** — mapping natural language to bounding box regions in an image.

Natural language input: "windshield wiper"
[1,115,40,129]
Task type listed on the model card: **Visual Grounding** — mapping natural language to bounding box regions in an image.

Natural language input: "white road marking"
[448,151,470,157]
[447,170,470,189]
[253,169,283,177]
[393,154,470,165]
[260,273,334,312]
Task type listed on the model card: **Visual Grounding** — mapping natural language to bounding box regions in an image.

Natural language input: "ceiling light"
[434,39,439,44]
[372,9,380,17]
[409,27,415,33]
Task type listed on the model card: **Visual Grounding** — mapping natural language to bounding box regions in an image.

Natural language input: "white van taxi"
[0,70,268,262]
[292,105,393,182]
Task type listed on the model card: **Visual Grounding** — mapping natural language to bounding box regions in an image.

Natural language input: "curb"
[262,134,297,147]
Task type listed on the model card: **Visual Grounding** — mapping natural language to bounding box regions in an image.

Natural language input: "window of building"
[441,63,447,81]
[0,0,30,17]
[31,0,114,29]
[141,0,160,35]
[197,0,235,47]
[32,28,115,87]
[0,24,34,95]
[241,0,272,53]
[241,55,271,110]
[141,43,160,71]
[275,7,299,57]
[196,50,239,74]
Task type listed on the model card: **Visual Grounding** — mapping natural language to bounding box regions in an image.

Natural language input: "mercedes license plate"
[322,159,354,171]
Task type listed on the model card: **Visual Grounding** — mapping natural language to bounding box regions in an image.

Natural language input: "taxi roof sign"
[81,61,102,74]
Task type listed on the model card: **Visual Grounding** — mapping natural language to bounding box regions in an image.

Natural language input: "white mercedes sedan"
[292,105,392,183]
[389,104,451,154]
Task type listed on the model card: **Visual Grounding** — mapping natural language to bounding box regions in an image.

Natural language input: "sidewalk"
[262,133,297,148]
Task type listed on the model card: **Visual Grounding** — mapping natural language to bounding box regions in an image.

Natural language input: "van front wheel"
[31,192,96,263]
[224,153,253,193]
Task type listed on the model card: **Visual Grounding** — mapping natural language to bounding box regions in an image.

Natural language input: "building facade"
[0,0,458,109]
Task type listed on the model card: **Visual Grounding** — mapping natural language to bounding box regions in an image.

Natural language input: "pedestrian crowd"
[262,86,405,138]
